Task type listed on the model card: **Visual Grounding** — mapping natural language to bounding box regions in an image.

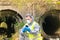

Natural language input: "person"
[19,14,43,40]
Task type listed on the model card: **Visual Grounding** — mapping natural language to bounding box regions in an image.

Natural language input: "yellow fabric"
[0,22,7,28]
[27,21,43,40]
[28,21,35,39]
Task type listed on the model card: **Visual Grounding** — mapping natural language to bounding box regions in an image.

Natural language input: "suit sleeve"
[30,23,40,34]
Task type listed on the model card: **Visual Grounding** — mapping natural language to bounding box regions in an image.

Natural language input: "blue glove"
[26,25,31,32]
[22,25,31,33]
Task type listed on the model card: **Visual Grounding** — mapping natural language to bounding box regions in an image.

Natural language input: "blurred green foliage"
[15,21,25,29]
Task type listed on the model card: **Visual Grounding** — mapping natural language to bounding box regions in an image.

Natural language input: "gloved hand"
[22,25,31,33]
